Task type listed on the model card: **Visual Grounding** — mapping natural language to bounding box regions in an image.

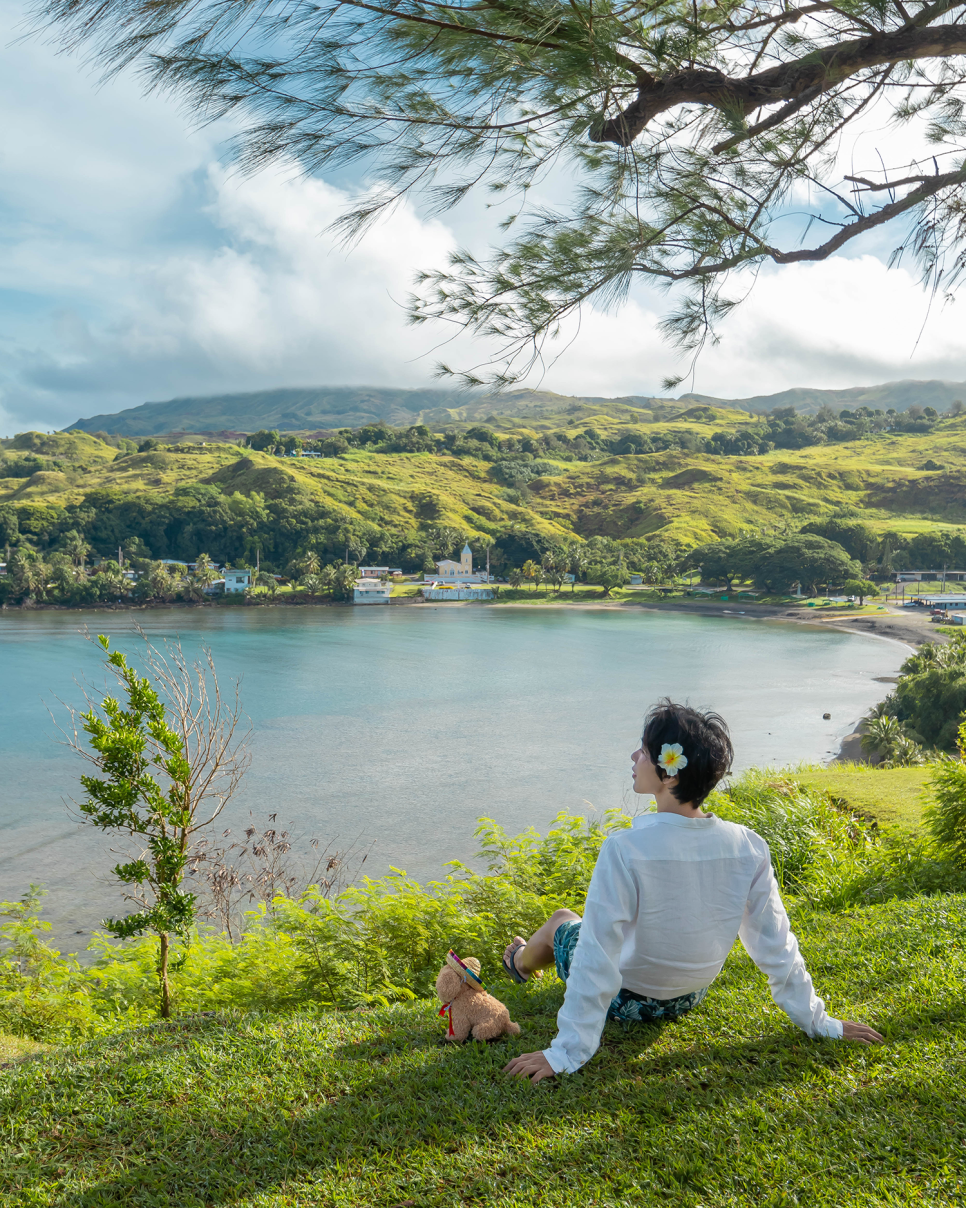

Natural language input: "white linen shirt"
[543,812,843,1075]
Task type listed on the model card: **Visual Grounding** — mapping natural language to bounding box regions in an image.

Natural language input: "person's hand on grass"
[503,1051,556,1084]
[841,1021,884,1044]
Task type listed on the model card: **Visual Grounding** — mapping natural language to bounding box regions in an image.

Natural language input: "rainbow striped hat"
[445,949,486,993]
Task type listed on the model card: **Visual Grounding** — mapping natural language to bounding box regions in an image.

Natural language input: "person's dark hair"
[642,699,733,807]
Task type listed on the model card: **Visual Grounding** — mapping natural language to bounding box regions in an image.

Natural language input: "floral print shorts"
[553,919,708,1026]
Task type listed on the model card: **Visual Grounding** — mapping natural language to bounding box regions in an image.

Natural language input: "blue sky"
[3,0,966,434]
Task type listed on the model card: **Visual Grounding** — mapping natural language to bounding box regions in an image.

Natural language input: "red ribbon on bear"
[438,1000,455,1037]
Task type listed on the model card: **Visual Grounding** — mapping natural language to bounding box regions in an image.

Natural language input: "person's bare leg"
[504,908,580,980]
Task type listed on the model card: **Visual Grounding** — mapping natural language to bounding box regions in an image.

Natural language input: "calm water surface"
[0,605,906,948]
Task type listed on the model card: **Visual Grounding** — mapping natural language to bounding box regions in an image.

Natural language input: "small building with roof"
[354,579,392,604]
[433,543,488,583]
[224,569,253,594]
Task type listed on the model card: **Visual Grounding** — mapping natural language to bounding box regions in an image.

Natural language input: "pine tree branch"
[592,18,966,145]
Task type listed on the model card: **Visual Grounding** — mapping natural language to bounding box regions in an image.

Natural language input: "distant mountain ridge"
[680,378,966,417]
[65,386,663,437]
[65,377,966,436]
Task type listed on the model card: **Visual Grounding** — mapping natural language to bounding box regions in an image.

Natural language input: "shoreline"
[493,593,936,651]
[1,591,946,649]
[3,591,920,767]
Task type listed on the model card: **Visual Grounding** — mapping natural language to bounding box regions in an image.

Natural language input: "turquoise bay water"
[0,606,906,948]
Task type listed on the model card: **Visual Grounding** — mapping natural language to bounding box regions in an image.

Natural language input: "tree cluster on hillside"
[681,533,862,596]
[0,538,369,608]
[684,515,966,594]
[244,422,706,463]
[706,405,944,457]
[802,516,966,574]
[239,403,955,468]
[0,475,681,602]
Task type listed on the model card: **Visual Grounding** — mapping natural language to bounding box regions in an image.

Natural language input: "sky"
[3,0,966,434]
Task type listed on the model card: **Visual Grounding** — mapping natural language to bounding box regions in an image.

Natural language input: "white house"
[223,569,253,594]
[353,579,392,604]
[433,543,488,583]
[421,585,493,601]
[359,567,403,578]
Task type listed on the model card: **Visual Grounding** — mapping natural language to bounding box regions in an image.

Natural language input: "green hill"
[65,378,966,437]
[66,387,673,438]
[6,405,966,565]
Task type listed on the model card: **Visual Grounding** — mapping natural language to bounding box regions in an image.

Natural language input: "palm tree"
[62,530,91,569]
[868,698,898,721]
[336,525,367,565]
[884,735,927,768]
[508,568,524,590]
[474,535,495,582]
[96,560,127,600]
[10,550,50,601]
[51,561,81,596]
[256,572,279,598]
[298,550,321,578]
[565,543,587,593]
[300,572,325,597]
[193,553,219,589]
[522,559,540,592]
[147,561,176,602]
[542,546,568,594]
[861,714,903,757]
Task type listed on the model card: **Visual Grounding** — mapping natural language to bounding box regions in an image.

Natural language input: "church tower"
[461,543,473,575]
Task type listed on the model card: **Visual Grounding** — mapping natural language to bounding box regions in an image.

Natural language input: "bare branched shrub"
[187,813,369,941]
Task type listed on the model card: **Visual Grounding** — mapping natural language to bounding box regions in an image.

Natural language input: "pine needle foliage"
[31,0,966,382]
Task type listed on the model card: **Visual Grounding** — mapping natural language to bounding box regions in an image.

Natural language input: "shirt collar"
[631,811,717,828]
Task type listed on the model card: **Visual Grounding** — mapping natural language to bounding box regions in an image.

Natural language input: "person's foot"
[503,937,541,982]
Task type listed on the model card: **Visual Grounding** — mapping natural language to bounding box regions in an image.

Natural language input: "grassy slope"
[5,412,966,547]
[792,767,933,833]
[2,896,964,1206]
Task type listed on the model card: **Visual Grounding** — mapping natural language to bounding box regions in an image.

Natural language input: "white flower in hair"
[658,743,688,775]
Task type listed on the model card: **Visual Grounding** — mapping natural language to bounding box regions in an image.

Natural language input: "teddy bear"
[435,950,522,1042]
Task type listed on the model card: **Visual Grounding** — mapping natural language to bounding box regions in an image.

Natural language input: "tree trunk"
[159,931,171,1019]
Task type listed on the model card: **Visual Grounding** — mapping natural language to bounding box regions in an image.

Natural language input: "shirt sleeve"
[738,845,843,1039]
[543,837,637,1074]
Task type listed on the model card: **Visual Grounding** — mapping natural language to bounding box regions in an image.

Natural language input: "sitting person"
[503,700,883,1084]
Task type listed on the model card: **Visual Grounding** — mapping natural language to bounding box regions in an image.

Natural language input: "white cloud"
[533,255,966,400]
[0,166,483,431]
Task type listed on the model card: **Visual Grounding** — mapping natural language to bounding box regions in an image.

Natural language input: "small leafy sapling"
[64,633,250,1018]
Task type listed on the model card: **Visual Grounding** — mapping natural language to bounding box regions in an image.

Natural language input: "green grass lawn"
[3,895,965,1207]
[791,766,933,833]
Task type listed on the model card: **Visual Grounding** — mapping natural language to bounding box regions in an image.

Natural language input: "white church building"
[431,543,489,584]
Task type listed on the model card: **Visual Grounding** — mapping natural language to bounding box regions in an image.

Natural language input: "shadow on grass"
[11,988,958,1208]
